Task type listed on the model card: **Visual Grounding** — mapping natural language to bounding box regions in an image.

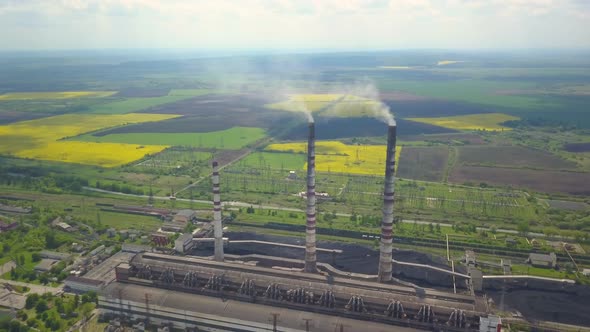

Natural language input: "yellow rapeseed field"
[0,113,179,167]
[266,141,401,175]
[408,113,519,131]
[0,91,116,100]
[265,94,343,113]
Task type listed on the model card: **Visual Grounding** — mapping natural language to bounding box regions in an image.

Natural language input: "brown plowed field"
[96,94,298,135]
[564,142,590,152]
[457,146,577,170]
[397,146,449,182]
[401,133,486,145]
[450,166,590,195]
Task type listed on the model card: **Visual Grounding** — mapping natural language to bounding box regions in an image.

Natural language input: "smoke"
[321,78,395,126]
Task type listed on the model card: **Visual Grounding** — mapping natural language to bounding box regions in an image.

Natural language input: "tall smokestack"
[304,121,317,273]
[378,125,397,282]
[212,161,224,262]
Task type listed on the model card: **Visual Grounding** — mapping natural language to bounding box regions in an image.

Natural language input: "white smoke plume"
[336,78,395,126]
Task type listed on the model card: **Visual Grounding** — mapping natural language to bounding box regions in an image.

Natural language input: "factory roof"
[129,252,481,312]
[100,282,422,332]
[34,259,59,272]
[65,276,104,286]
[528,252,556,263]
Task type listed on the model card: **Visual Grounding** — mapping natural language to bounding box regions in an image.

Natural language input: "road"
[83,187,559,239]
[0,279,63,294]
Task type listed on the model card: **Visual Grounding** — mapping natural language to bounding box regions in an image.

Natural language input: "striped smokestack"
[378,125,397,282]
[304,121,317,273]
[212,160,224,262]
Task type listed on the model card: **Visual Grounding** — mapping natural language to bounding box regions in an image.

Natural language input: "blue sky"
[0,0,588,50]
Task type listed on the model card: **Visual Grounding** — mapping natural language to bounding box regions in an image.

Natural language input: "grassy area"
[97,211,163,231]
[408,113,519,131]
[75,126,267,150]
[237,152,306,170]
[0,91,116,100]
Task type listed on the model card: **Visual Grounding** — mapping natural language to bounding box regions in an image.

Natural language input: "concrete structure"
[34,259,59,273]
[211,161,224,262]
[379,124,397,283]
[174,233,194,254]
[51,217,73,232]
[478,316,502,332]
[64,276,104,293]
[465,250,476,266]
[107,252,484,331]
[99,283,425,332]
[528,252,557,268]
[468,266,483,292]
[583,268,590,277]
[121,244,150,253]
[173,209,196,223]
[305,121,317,273]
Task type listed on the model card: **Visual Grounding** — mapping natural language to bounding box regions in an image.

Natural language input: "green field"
[98,211,163,230]
[377,79,540,109]
[88,89,211,114]
[73,127,267,150]
[237,152,306,169]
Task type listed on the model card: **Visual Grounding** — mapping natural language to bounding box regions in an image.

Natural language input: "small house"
[173,209,196,223]
[528,252,557,268]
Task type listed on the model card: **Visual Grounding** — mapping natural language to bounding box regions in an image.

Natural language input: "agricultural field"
[396,146,449,181]
[456,146,577,170]
[75,126,266,150]
[408,113,519,131]
[450,165,590,195]
[236,152,306,170]
[265,94,343,113]
[0,113,179,167]
[102,94,300,135]
[88,96,193,114]
[265,140,402,175]
[0,91,115,100]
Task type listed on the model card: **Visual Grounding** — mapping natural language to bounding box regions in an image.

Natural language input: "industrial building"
[97,122,501,332]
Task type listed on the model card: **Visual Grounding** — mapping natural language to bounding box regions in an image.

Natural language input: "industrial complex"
[95,122,504,332]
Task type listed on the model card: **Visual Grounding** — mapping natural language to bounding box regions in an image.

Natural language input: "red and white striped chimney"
[378,125,397,282]
[212,160,224,262]
[304,121,317,273]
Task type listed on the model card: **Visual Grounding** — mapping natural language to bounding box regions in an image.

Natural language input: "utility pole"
[269,313,280,332]
[302,318,313,332]
[145,293,151,326]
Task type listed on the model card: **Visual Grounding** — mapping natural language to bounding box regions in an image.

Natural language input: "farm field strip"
[0,91,116,100]
[73,126,266,150]
[265,94,343,113]
[408,113,519,131]
[265,140,401,175]
[0,113,180,167]
[88,89,212,114]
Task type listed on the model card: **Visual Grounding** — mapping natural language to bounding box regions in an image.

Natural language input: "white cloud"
[0,0,588,49]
